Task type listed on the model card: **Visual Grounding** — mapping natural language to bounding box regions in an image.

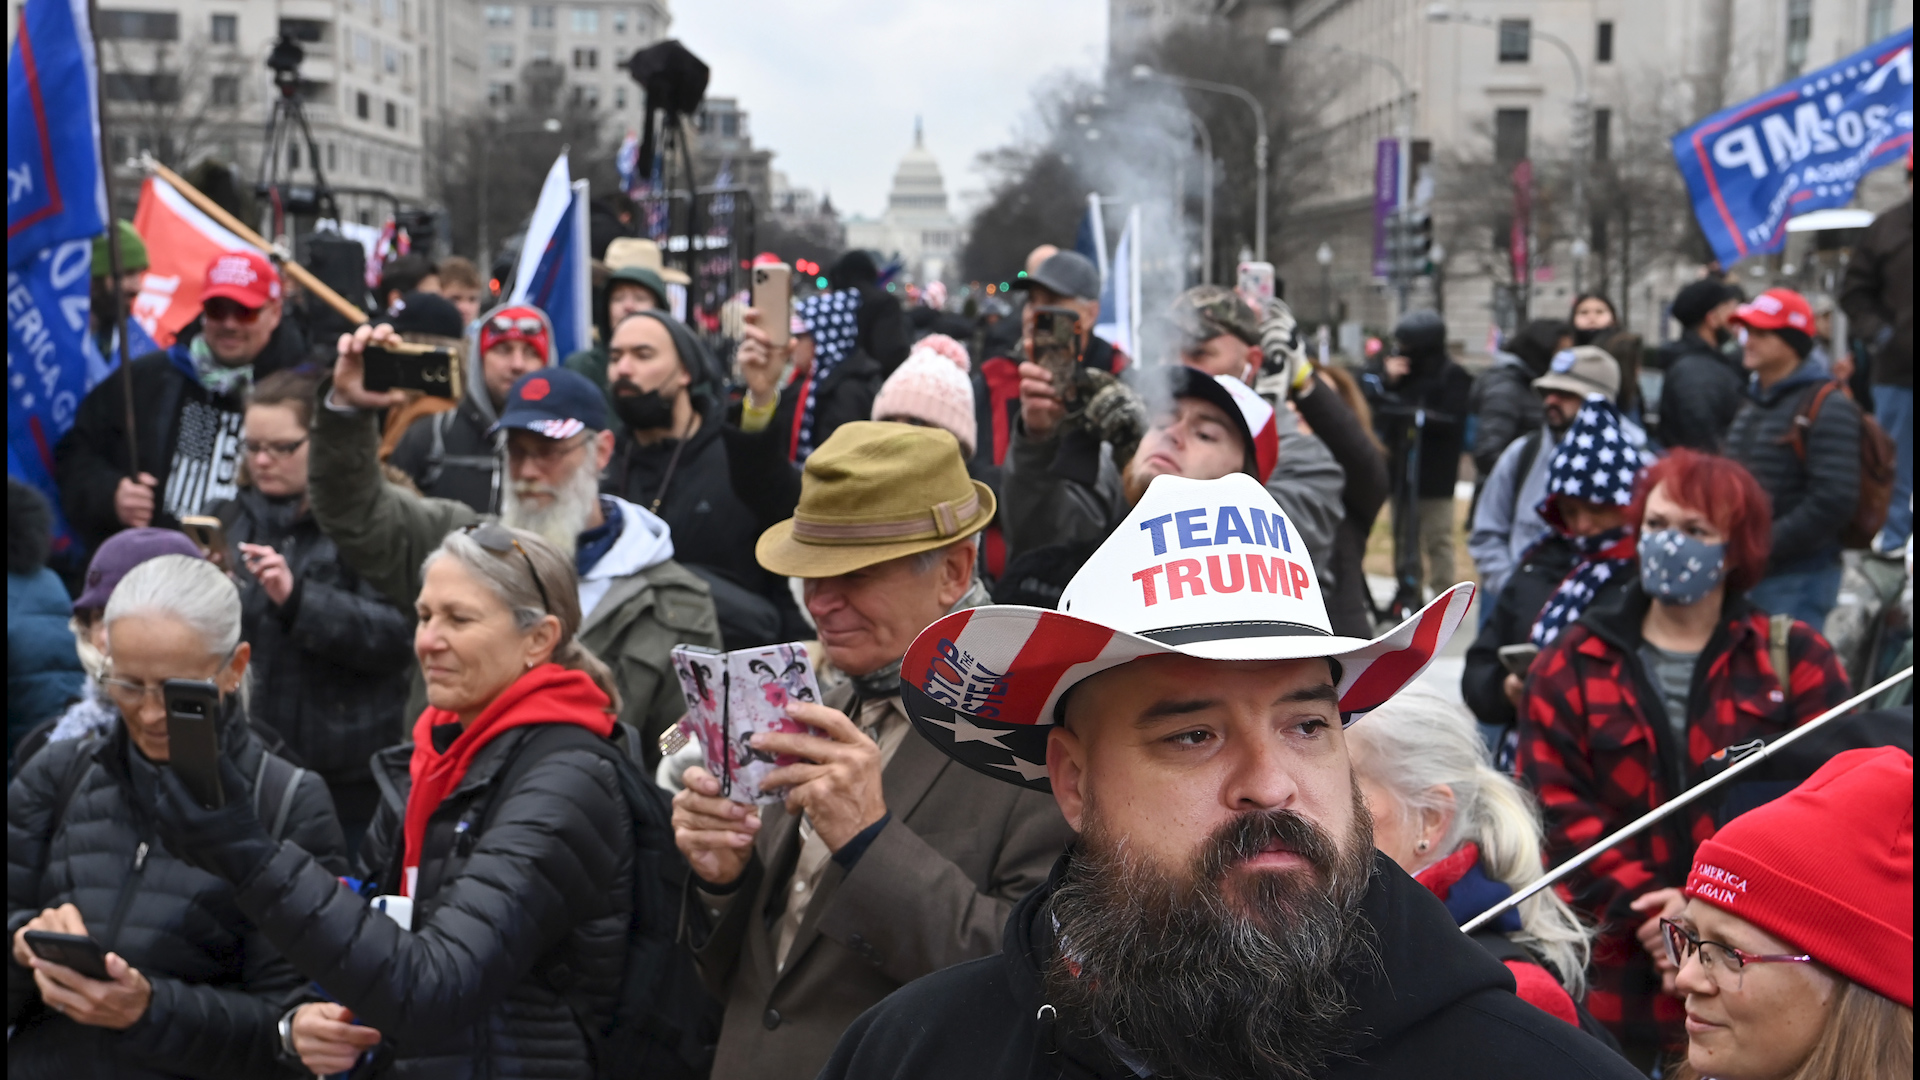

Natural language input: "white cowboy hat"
[900,472,1475,790]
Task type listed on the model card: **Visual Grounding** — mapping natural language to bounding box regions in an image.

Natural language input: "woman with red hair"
[1517,448,1852,1069]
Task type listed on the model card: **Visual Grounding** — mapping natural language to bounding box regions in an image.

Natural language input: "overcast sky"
[669,0,1109,221]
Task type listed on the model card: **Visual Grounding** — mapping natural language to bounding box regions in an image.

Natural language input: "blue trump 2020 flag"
[510,154,592,362]
[1672,27,1912,268]
[8,0,106,266]
[9,0,107,552]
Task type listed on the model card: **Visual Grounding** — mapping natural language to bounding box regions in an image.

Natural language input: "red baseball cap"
[1729,287,1814,333]
[1685,747,1912,1007]
[201,250,281,309]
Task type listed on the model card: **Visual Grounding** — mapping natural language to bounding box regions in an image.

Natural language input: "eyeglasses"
[488,314,544,335]
[462,522,552,614]
[203,298,265,324]
[241,437,308,459]
[99,654,232,709]
[1661,919,1813,985]
[506,433,588,465]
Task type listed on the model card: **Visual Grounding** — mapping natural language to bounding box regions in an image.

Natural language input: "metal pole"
[87,0,139,478]
[1462,667,1914,934]
[1137,71,1265,265]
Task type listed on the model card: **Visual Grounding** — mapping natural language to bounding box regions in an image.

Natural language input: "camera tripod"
[256,35,339,239]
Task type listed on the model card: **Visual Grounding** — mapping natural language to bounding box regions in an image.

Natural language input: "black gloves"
[146,755,278,885]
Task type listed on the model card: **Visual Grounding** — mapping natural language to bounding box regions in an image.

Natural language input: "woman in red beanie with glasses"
[1666,746,1912,1080]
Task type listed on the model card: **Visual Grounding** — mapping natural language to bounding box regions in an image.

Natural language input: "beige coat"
[682,684,1073,1080]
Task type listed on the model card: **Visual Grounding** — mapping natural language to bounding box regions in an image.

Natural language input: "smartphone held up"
[669,642,824,806]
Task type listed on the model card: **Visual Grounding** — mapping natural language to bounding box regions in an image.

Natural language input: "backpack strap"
[1506,428,1546,523]
[1768,613,1795,697]
[36,741,99,879]
[249,753,309,844]
[1783,380,1840,462]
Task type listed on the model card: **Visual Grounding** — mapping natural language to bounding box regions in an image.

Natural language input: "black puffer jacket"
[228,723,636,1078]
[1656,333,1745,451]
[7,718,346,1079]
[212,488,414,787]
[1724,360,1862,571]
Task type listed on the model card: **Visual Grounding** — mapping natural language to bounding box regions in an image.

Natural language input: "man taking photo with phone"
[670,422,1074,1080]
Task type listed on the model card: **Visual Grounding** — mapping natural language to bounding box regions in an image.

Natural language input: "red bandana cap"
[479,305,550,363]
[1685,746,1913,1007]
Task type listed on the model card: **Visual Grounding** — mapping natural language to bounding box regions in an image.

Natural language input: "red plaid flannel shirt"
[1518,597,1849,1050]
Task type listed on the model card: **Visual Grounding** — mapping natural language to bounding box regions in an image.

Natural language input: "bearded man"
[312,322,722,766]
[821,473,1642,1080]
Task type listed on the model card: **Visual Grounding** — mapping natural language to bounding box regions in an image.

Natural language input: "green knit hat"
[92,220,149,278]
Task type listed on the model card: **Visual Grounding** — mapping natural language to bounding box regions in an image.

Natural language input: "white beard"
[502,459,601,554]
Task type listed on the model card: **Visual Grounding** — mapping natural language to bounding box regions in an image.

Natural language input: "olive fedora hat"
[756,421,997,578]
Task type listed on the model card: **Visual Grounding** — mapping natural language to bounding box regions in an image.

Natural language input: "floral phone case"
[670,642,824,805]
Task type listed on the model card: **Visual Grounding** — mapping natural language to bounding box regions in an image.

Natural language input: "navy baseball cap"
[492,367,609,438]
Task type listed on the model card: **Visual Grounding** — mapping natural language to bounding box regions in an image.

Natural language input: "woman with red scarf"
[145,524,641,1078]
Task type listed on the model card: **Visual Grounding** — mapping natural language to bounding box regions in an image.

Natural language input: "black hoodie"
[820,851,1640,1080]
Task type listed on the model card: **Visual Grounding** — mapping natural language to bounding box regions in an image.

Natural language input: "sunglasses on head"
[488,315,544,335]
[462,522,552,614]
[204,298,264,324]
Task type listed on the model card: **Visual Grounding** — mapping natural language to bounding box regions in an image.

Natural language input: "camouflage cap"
[1171,285,1260,346]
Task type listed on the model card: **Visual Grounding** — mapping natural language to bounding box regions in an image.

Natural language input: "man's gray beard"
[1043,780,1378,1080]
[502,459,601,553]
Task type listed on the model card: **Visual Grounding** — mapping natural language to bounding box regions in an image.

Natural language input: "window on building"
[385,100,398,127]
[1596,21,1613,63]
[96,9,178,40]
[356,90,371,119]
[571,7,598,32]
[288,143,301,170]
[210,13,237,43]
[385,45,399,74]
[613,8,627,33]
[1592,107,1611,161]
[1785,0,1812,75]
[381,0,398,22]
[1495,108,1529,165]
[489,43,513,68]
[103,73,181,101]
[572,47,597,69]
[1497,19,1530,63]
[359,149,371,177]
[569,84,600,108]
[530,42,552,62]
[327,142,337,170]
[615,85,626,109]
[529,5,556,28]
[1868,0,1894,39]
[211,74,239,106]
[484,4,512,27]
[488,81,515,106]
[352,32,373,64]
[279,18,324,42]
[720,113,738,137]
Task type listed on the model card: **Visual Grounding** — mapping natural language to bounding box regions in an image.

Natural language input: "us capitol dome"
[845,119,962,288]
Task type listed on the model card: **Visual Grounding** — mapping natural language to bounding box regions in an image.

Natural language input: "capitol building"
[845,121,963,288]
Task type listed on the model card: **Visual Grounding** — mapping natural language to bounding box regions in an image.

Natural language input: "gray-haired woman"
[7,554,347,1079]
[141,525,645,1078]
[1346,685,1614,1045]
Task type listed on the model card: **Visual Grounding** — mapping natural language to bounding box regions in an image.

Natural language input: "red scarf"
[401,663,613,897]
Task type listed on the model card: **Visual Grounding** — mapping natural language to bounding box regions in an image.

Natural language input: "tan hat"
[757,422,996,578]
[603,236,691,286]
[1531,345,1621,401]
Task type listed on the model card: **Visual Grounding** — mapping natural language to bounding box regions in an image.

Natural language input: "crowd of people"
[5,163,1912,1080]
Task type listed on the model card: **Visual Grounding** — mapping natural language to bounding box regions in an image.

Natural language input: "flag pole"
[1461,667,1914,934]
[87,0,139,477]
[139,155,368,326]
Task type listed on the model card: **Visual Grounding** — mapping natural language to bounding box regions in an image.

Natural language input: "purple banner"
[1371,138,1399,279]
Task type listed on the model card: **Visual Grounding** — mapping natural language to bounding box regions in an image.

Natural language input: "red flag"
[130,177,251,346]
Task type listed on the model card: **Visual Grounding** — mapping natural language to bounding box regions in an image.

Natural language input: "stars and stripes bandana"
[791,287,863,461]
[1528,395,1653,646]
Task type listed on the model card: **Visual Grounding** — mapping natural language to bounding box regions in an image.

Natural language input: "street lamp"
[1427,3,1591,292]
[1132,64,1268,263]
[1268,32,1419,314]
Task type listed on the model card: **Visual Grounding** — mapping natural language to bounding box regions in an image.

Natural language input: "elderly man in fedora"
[671,421,1075,1080]
[819,473,1644,1080]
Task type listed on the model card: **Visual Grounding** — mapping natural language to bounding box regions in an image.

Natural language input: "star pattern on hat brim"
[923,713,1015,749]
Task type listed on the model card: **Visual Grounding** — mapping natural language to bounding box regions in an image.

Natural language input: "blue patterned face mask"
[1638,528,1726,606]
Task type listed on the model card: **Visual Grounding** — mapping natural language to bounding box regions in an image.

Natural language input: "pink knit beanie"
[871,335,977,456]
